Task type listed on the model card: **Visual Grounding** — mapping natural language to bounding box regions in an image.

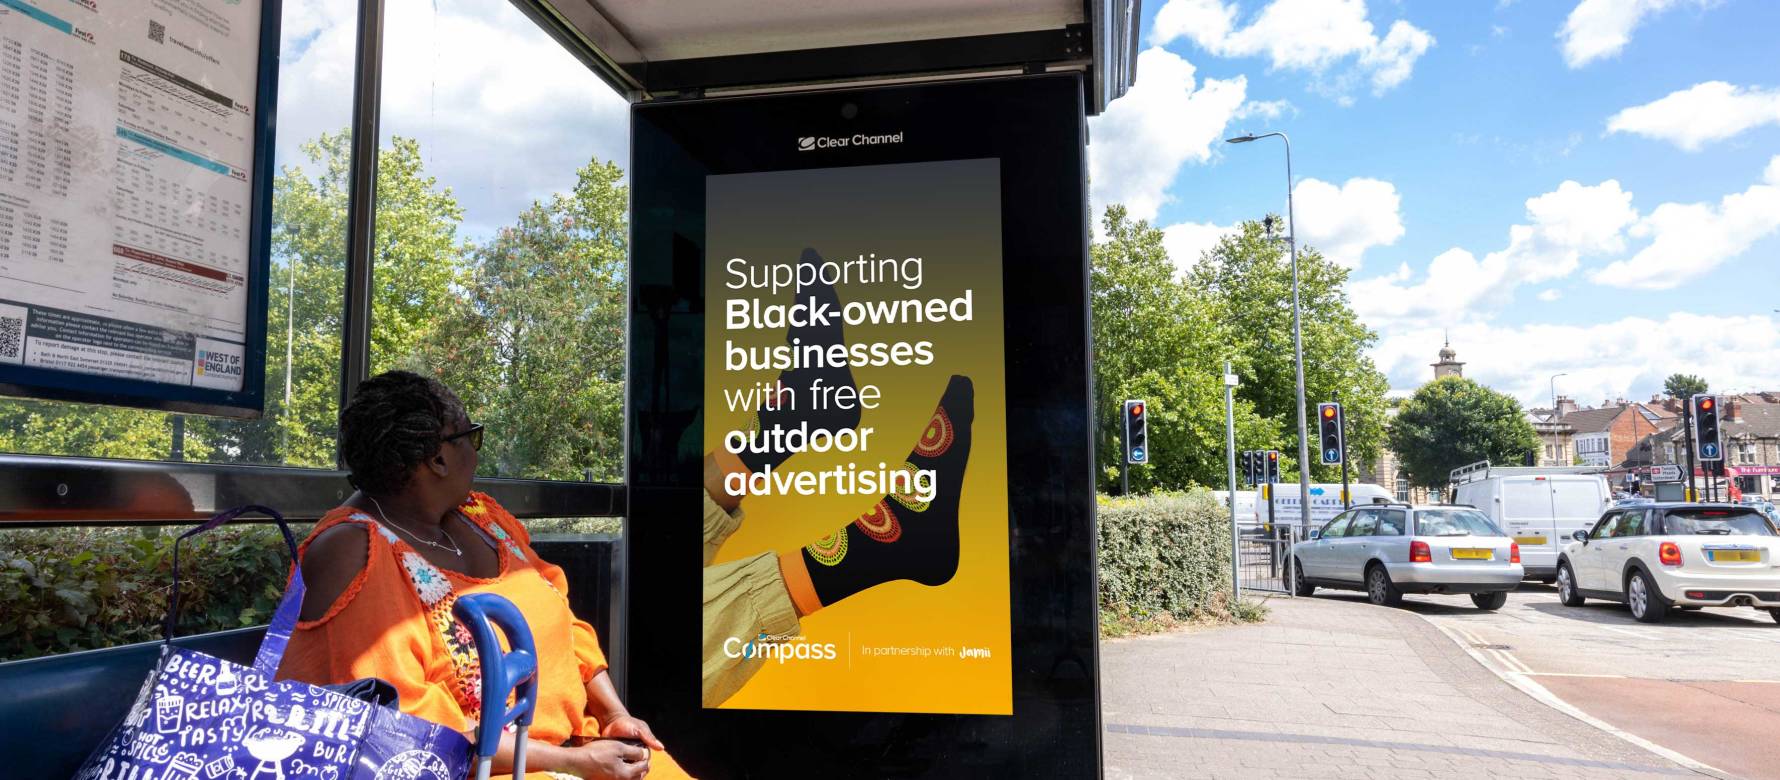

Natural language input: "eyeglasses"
[444,423,484,451]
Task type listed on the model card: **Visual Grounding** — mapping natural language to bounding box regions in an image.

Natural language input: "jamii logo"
[796,132,904,151]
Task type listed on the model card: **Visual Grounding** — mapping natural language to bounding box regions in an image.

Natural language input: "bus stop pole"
[1224,362,1240,602]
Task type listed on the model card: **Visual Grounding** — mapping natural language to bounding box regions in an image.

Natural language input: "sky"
[271,0,1780,410]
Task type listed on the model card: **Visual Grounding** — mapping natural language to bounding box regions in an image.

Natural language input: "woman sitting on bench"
[279,370,688,780]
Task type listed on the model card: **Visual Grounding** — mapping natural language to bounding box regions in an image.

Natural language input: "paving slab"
[1101,595,1701,779]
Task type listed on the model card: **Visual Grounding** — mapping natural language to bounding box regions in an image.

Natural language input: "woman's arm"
[489,732,649,779]
[585,670,665,750]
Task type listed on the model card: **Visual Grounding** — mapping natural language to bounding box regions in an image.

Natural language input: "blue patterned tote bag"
[73,506,474,780]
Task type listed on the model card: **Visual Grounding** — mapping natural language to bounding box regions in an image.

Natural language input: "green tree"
[419,158,629,481]
[193,131,468,468]
[1663,373,1708,400]
[1187,218,1391,482]
[1387,376,1540,488]
[1091,206,1273,493]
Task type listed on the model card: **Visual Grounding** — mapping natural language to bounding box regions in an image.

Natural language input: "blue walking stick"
[454,593,540,780]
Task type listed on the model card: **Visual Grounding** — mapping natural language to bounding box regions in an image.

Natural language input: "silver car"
[1292,503,1526,609]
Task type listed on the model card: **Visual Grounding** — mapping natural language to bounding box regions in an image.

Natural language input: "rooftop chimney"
[1554,395,1580,417]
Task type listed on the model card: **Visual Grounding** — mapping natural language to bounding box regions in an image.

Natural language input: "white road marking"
[1421,611,1734,779]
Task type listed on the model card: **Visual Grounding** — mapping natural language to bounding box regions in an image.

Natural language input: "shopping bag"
[73,505,474,780]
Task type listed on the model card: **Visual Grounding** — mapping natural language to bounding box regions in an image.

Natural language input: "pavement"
[1100,592,1704,779]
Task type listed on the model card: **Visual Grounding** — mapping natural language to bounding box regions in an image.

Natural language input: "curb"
[1423,617,1734,780]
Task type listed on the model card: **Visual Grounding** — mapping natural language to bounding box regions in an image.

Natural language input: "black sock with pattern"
[788,375,975,608]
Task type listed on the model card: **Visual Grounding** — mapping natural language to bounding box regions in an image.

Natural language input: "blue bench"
[0,536,619,775]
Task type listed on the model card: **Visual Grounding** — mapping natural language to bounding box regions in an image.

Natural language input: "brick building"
[1638,394,1780,500]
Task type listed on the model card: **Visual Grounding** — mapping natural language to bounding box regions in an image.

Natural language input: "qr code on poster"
[149,20,165,44]
[0,314,23,363]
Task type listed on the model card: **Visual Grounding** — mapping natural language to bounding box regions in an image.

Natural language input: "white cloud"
[1558,0,1708,69]
[1292,177,1404,270]
[1351,179,1636,325]
[1591,156,1780,289]
[1235,99,1296,121]
[1606,81,1780,151]
[1537,288,1563,301]
[1162,221,1242,273]
[1088,47,1248,224]
[1152,0,1434,99]
[275,0,629,238]
[1371,313,1780,406]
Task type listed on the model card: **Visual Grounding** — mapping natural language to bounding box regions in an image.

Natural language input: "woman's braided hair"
[339,370,467,494]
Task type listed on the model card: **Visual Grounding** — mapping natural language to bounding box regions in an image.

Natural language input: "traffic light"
[1240,451,1254,485]
[1317,402,1344,465]
[1264,450,1281,484]
[1693,394,1722,461]
[1124,399,1148,465]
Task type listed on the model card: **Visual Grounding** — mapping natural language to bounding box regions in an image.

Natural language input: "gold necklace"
[368,495,463,556]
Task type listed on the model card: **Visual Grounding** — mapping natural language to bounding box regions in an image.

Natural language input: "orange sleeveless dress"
[278,492,689,779]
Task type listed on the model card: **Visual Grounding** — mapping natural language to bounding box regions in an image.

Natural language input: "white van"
[1214,490,1258,524]
[1449,461,1610,582]
[1252,483,1392,531]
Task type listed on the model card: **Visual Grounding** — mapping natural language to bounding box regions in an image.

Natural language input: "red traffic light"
[1700,398,1714,410]
[1268,451,1279,462]
[1322,406,1336,419]
[1131,403,1144,416]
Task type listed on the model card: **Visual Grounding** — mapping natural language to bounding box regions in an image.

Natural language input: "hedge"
[1098,490,1245,631]
[0,516,620,663]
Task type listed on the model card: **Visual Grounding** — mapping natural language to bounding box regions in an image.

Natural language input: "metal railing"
[1235,522,1299,596]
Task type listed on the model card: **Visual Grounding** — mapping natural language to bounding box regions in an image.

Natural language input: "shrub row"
[1097,490,1239,631]
[0,516,623,662]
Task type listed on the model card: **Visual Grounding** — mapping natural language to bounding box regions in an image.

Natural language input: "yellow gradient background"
[704,159,1011,714]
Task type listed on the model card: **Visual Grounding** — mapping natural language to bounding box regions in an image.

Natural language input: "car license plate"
[1452,549,1492,560]
[1708,549,1759,562]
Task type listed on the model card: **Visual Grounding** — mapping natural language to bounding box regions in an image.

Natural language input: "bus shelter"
[0,0,1138,776]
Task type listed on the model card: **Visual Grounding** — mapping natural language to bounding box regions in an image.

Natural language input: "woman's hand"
[567,739,651,779]
[601,714,665,751]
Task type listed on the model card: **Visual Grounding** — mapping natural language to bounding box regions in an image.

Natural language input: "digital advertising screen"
[702,159,1012,714]
[628,74,1099,777]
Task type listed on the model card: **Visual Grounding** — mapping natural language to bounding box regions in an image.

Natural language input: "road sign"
[1650,464,1682,482]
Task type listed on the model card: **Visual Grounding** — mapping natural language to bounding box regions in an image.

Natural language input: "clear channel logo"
[797,132,905,151]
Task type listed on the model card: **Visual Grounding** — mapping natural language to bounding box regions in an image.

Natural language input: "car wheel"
[1556,563,1585,607]
[1471,591,1508,610]
[1366,564,1403,607]
[1627,569,1667,624]
[1292,559,1315,597]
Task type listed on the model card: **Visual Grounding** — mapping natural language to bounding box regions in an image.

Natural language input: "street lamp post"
[1227,131,1312,533]
[1549,373,1566,466]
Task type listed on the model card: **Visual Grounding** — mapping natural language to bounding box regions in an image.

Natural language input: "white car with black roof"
[1556,502,1780,623]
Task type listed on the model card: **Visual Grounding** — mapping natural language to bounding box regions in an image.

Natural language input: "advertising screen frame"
[0,0,282,419]
[626,74,1100,777]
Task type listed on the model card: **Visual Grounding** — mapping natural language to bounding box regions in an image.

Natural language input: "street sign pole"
[1224,362,1240,603]
[1683,396,1698,502]
[1334,391,1350,510]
